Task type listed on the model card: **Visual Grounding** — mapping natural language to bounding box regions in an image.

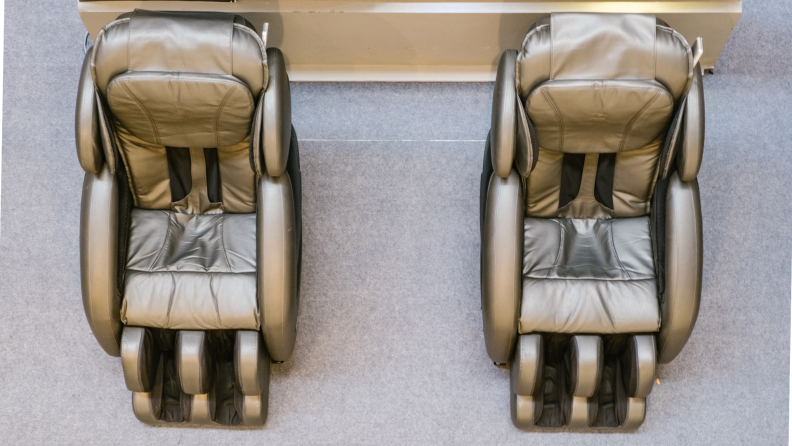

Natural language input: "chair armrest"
[75,51,104,174]
[80,164,121,356]
[262,48,292,177]
[257,173,298,362]
[678,63,705,181]
[491,50,517,179]
[481,169,524,363]
[657,172,703,364]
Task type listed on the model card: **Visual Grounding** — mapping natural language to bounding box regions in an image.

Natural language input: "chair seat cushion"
[120,209,259,330]
[520,217,660,334]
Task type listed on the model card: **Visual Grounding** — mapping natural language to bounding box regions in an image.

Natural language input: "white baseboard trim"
[79,1,741,82]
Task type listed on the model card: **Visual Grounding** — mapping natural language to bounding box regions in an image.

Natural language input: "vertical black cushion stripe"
[166,147,191,202]
[204,148,222,203]
[594,153,616,210]
[559,153,586,208]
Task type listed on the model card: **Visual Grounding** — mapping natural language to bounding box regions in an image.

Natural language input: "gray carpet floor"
[0,0,790,444]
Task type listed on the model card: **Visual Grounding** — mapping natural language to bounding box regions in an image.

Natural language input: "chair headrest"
[550,13,657,81]
[92,10,267,97]
[91,10,268,148]
[518,13,693,101]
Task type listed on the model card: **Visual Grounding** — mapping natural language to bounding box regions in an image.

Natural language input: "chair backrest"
[517,13,693,218]
[91,9,268,214]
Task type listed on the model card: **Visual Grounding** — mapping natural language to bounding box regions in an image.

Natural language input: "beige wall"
[79,0,742,81]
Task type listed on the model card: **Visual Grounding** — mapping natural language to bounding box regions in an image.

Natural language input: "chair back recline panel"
[517,13,693,219]
[482,12,704,431]
[77,9,301,427]
[92,10,267,213]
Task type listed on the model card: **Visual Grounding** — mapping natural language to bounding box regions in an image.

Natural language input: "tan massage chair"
[75,10,301,426]
[480,13,704,430]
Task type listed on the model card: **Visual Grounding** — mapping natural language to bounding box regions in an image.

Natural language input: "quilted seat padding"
[120,209,259,330]
[520,216,660,334]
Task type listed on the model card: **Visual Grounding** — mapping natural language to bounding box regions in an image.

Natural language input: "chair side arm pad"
[481,169,524,363]
[80,165,121,356]
[491,50,518,179]
[262,48,292,177]
[75,51,104,174]
[257,173,298,362]
[678,63,705,181]
[657,172,703,364]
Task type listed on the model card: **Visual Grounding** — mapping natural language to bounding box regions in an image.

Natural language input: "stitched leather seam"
[619,90,661,153]
[117,81,161,144]
[91,18,131,90]
[518,23,550,60]
[149,212,172,272]
[546,219,564,279]
[210,274,222,329]
[541,88,564,152]
[215,86,237,147]
[165,272,176,327]
[657,25,694,95]
[111,127,139,207]
[609,221,633,280]
[219,215,233,271]
[233,24,268,91]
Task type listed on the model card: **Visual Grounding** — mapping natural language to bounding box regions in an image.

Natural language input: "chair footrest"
[510,333,654,431]
[127,328,270,427]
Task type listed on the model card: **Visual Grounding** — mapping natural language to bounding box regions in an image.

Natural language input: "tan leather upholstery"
[483,13,704,430]
[78,10,300,427]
